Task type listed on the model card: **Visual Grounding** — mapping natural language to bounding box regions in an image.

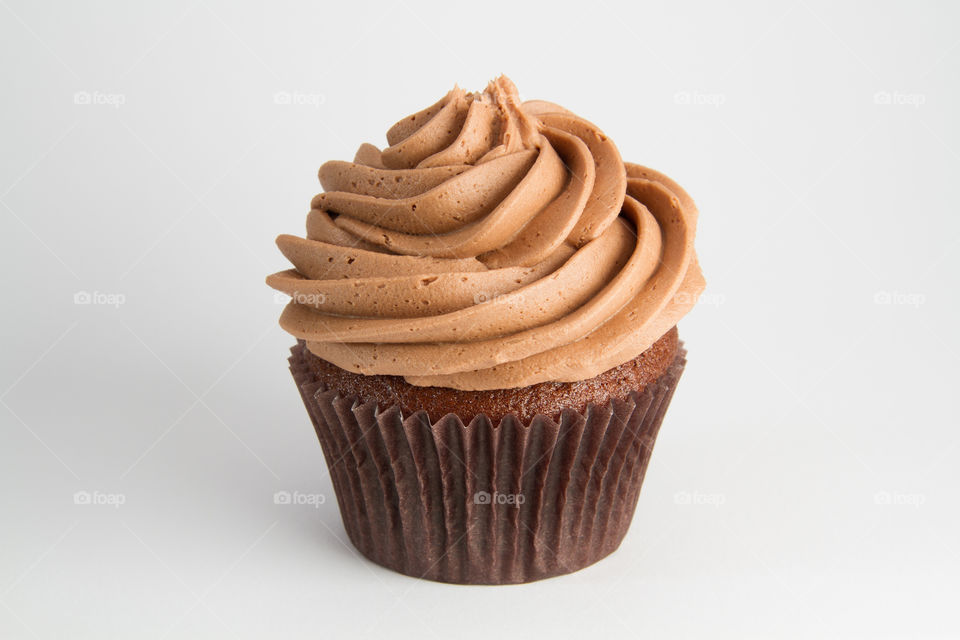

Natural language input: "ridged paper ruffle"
[289,344,686,584]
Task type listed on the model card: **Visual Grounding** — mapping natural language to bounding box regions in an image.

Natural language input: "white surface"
[2,1,958,638]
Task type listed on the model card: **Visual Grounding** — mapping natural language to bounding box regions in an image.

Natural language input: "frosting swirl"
[268,76,705,391]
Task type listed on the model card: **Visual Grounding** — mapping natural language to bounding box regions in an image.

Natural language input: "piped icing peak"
[268,76,704,390]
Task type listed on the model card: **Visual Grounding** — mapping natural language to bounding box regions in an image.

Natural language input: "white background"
[2,1,958,638]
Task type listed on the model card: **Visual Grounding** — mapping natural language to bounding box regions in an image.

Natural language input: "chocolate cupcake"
[268,76,704,584]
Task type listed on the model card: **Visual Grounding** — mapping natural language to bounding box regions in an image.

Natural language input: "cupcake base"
[288,343,687,585]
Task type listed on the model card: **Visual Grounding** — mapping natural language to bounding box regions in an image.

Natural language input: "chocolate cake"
[292,327,679,424]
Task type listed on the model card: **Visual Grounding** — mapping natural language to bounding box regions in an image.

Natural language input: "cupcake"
[268,76,704,584]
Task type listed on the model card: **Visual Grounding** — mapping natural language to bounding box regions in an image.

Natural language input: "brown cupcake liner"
[289,344,687,585]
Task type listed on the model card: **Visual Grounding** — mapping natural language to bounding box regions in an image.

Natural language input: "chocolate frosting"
[268,76,704,390]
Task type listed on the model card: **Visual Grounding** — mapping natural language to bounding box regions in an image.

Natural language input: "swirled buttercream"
[267,76,704,390]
